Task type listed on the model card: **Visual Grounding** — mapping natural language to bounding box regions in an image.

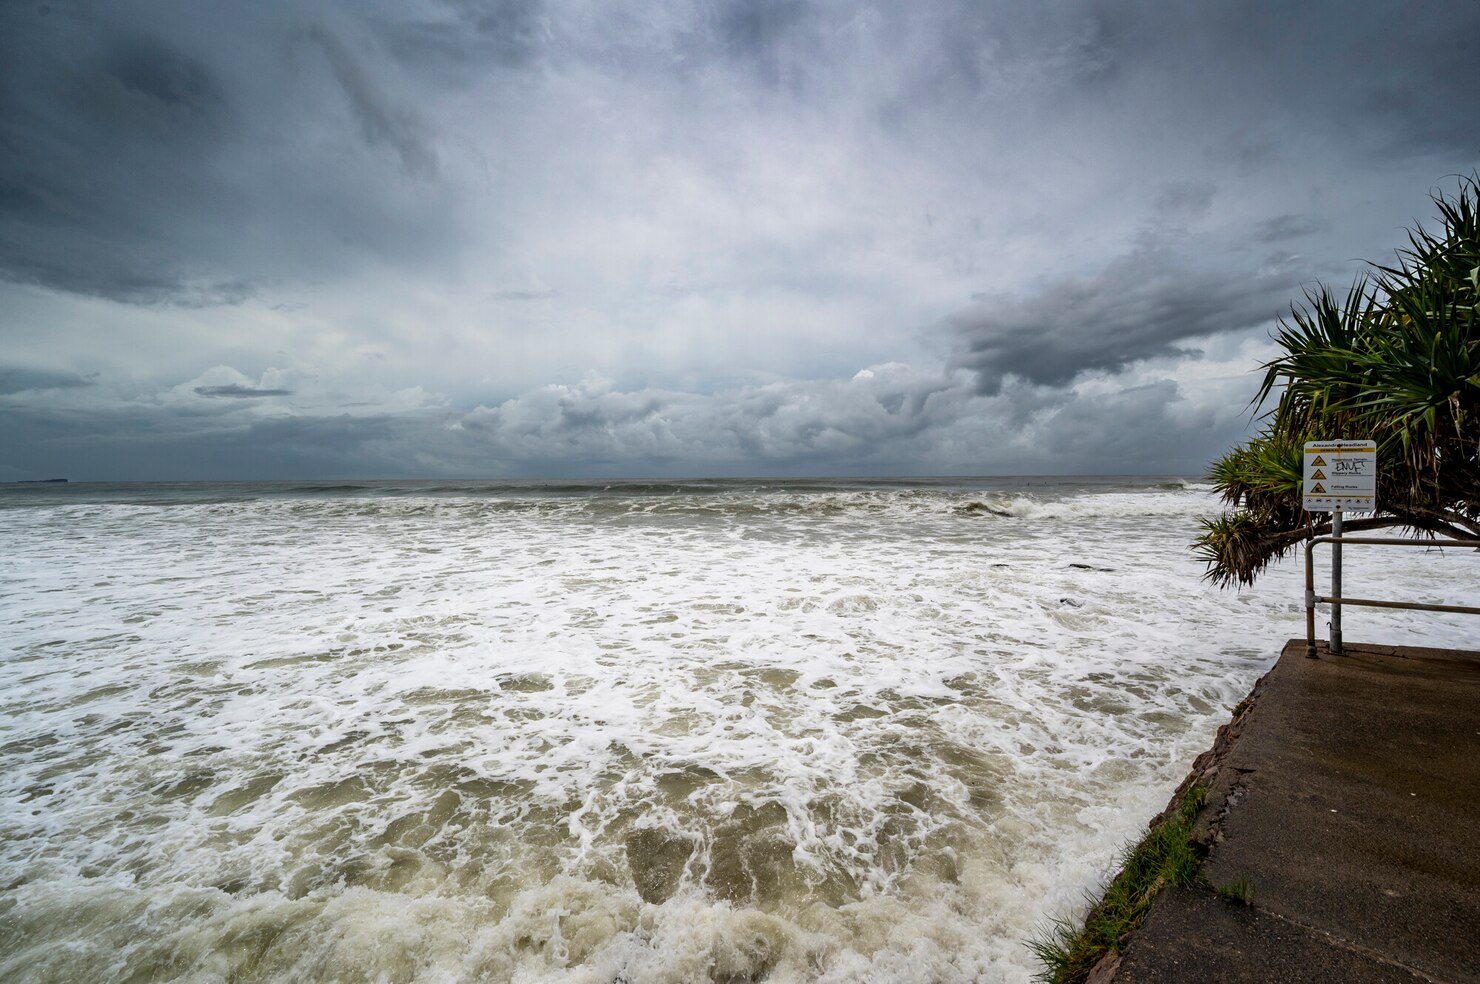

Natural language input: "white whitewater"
[2,479,1475,983]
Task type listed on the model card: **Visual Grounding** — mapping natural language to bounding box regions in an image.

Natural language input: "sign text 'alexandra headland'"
[1303,440,1377,512]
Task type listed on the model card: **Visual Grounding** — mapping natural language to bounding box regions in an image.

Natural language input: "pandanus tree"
[1196,176,1480,587]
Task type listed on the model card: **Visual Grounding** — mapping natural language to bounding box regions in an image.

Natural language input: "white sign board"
[1303,440,1376,512]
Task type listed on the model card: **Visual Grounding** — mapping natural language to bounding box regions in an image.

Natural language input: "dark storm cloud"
[0,7,238,301]
[193,384,294,398]
[2,0,1478,480]
[4,0,1475,308]
[104,35,223,116]
[1350,34,1480,159]
[0,1,461,305]
[0,403,453,481]
[1075,2,1480,159]
[950,246,1293,395]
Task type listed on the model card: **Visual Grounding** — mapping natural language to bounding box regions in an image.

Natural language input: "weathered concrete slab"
[1114,640,1480,984]
[1114,885,1433,983]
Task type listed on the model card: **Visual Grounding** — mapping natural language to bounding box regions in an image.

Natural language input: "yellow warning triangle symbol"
[1310,482,1327,494]
[1311,455,1327,466]
[1311,469,1327,480]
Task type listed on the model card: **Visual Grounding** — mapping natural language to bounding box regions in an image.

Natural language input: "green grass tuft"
[1216,876,1254,906]
[1029,784,1208,984]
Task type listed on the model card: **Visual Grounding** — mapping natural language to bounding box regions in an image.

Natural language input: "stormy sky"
[2,0,1477,480]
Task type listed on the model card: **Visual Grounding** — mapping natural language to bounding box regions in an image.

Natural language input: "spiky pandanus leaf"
[1197,174,1480,587]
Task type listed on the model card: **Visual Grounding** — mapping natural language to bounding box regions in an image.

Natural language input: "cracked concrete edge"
[1085,639,1480,984]
[1152,656,1273,841]
[1086,647,1282,983]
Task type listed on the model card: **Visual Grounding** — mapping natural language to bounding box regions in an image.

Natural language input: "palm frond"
[1198,173,1480,587]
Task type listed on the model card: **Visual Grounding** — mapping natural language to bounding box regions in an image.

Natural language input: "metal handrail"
[1304,533,1480,658]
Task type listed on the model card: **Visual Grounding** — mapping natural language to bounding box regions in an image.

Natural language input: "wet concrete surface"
[1114,640,1480,984]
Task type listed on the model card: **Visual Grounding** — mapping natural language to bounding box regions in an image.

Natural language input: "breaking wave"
[2,477,1476,982]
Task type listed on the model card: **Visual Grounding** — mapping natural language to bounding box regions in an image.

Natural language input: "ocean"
[2,477,1476,983]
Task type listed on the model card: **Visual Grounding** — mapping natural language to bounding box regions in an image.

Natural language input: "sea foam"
[2,480,1475,982]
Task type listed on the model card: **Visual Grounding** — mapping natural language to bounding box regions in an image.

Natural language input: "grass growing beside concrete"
[1216,876,1254,906]
[1029,783,1209,984]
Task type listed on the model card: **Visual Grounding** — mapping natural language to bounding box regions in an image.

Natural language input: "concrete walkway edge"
[1104,640,1480,984]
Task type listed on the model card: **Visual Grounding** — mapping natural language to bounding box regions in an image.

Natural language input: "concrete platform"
[1111,640,1480,984]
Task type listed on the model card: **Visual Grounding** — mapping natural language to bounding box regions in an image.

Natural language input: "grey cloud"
[715,0,807,56]
[0,2,460,305]
[940,2,1480,166]
[1357,39,1480,159]
[951,246,1292,395]
[374,0,547,81]
[0,403,451,481]
[1152,182,1215,218]
[1255,213,1328,243]
[0,248,257,306]
[1205,4,1478,160]
[105,36,223,120]
[0,367,95,395]
[0,12,237,301]
[1039,380,1207,463]
[458,368,975,467]
[488,288,559,301]
[193,384,294,398]
[1,0,1476,482]
[308,25,438,179]
[5,0,1474,311]
[712,0,812,89]
[0,359,1249,480]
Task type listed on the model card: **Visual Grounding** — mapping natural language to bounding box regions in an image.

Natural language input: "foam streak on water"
[1,478,1476,983]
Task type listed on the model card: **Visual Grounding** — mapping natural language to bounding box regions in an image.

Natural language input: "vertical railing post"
[1330,507,1343,655]
[1305,537,1318,658]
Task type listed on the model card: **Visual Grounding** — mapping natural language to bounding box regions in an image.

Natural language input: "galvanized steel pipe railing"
[1303,533,1480,658]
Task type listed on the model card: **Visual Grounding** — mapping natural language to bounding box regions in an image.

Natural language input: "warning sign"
[1303,441,1376,512]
